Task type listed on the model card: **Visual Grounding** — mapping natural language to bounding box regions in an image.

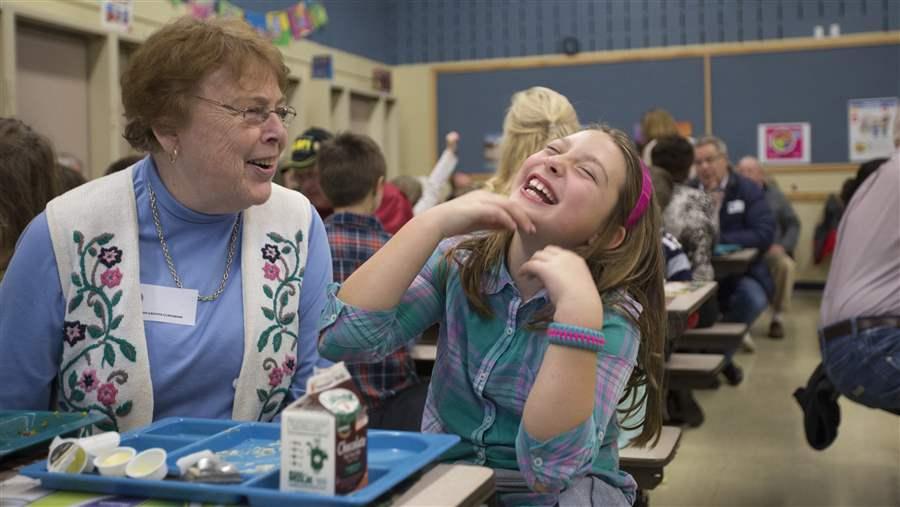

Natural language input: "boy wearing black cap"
[280,127,334,218]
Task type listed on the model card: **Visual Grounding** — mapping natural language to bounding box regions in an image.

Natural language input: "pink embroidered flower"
[98,246,123,268]
[283,354,296,374]
[268,367,284,387]
[96,382,118,406]
[262,262,280,281]
[63,321,87,347]
[100,267,123,288]
[79,369,99,393]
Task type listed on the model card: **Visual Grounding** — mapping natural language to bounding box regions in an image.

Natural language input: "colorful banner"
[174,1,328,43]
[757,122,811,164]
[848,97,898,162]
[100,0,134,33]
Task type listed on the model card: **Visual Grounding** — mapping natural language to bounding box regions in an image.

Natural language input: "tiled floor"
[651,291,900,507]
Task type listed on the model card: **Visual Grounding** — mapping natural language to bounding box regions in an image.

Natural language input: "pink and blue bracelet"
[547,323,606,353]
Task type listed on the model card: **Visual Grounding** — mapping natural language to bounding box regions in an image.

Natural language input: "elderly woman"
[0,17,332,431]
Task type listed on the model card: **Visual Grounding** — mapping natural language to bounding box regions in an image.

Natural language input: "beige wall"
[0,0,397,178]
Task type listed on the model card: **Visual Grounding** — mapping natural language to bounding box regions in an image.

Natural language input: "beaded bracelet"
[547,323,605,353]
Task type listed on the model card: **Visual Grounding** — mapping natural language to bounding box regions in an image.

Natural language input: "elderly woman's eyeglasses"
[193,96,296,126]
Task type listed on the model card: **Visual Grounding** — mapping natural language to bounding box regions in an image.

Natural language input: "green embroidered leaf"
[71,389,85,402]
[73,231,84,244]
[68,371,77,390]
[262,402,278,414]
[281,312,295,325]
[96,233,114,245]
[261,307,275,321]
[295,230,303,244]
[263,285,273,299]
[103,343,116,367]
[267,232,286,243]
[96,420,116,432]
[257,326,273,352]
[119,341,136,362]
[93,302,104,319]
[88,247,97,257]
[87,325,104,339]
[115,401,133,417]
[110,315,123,330]
[279,292,289,307]
[257,389,269,403]
[71,274,82,287]
[110,290,122,307]
[68,294,84,314]
[281,246,291,254]
[273,333,282,353]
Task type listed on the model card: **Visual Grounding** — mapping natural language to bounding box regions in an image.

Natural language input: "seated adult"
[0,118,61,279]
[651,135,716,282]
[819,152,899,414]
[736,156,800,339]
[690,136,775,384]
[0,17,331,431]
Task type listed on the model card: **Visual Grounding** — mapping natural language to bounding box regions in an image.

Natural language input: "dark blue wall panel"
[437,58,705,172]
[711,45,900,163]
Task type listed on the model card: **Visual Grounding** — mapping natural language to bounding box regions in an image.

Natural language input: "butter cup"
[94,447,136,477]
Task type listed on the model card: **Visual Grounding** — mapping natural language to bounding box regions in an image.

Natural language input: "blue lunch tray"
[21,416,460,506]
[0,410,108,459]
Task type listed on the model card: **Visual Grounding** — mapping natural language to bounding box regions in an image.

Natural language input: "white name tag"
[140,284,197,326]
[726,199,746,214]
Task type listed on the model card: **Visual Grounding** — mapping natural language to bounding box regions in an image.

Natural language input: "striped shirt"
[662,231,693,282]
[319,238,641,506]
[322,212,419,410]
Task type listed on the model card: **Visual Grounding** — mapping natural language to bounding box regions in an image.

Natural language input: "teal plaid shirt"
[319,239,641,506]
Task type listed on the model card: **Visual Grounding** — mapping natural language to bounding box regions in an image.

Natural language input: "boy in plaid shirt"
[318,133,425,430]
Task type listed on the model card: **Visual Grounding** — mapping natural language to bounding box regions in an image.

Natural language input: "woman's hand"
[423,190,536,238]
[519,246,604,330]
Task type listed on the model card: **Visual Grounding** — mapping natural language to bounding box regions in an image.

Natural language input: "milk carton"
[280,362,368,495]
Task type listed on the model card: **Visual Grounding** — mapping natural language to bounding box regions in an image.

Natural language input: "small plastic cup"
[126,448,168,481]
[47,440,88,474]
[94,447,136,477]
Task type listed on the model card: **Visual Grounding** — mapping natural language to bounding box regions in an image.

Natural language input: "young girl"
[319,125,665,506]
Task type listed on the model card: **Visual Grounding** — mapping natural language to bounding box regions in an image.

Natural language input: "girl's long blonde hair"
[448,125,666,447]
[484,87,580,195]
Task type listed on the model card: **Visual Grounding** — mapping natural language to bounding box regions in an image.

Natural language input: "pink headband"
[625,160,653,229]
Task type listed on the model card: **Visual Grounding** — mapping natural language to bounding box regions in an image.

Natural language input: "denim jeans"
[820,323,900,411]
[722,276,769,326]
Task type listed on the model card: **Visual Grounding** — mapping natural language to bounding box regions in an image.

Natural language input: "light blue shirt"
[0,157,332,419]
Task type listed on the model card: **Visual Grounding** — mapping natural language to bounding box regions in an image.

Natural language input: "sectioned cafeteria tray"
[21,416,460,506]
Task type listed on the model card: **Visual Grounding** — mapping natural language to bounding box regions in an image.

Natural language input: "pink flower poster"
[757,122,811,164]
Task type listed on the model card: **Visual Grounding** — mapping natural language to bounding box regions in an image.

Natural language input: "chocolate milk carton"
[280,362,368,495]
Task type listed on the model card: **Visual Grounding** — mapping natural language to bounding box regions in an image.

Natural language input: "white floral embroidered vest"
[46,166,311,431]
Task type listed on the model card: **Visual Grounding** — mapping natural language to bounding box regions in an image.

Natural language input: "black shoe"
[769,321,785,339]
[722,362,744,386]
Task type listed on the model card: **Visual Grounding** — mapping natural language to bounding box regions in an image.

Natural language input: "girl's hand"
[445,131,459,153]
[424,190,536,238]
[519,246,604,330]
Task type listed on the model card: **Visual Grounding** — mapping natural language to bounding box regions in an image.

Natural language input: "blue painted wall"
[230,0,397,64]
[229,1,899,65]
[395,0,900,65]
[712,44,900,163]
[438,58,706,172]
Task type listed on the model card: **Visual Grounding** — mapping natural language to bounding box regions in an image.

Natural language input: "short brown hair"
[318,133,386,208]
[0,118,60,270]
[121,16,289,153]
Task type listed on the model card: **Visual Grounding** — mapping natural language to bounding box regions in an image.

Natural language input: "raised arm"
[337,190,535,311]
